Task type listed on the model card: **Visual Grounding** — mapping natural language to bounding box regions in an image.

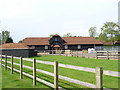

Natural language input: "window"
[55,38,57,41]
[65,45,68,49]
[78,45,81,49]
[32,46,35,49]
[45,45,48,49]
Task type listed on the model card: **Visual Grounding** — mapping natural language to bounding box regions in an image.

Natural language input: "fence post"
[96,51,98,59]
[11,56,13,74]
[54,61,58,90]
[96,67,103,90]
[77,51,78,57]
[5,55,7,70]
[82,51,83,57]
[20,57,23,79]
[106,51,109,60]
[33,58,36,86]
[1,55,2,68]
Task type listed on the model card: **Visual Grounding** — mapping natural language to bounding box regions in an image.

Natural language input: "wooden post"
[33,58,36,86]
[82,51,83,57]
[20,57,23,79]
[54,61,58,90]
[96,51,98,59]
[106,51,109,60]
[1,55,2,68]
[77,51,78,57]
[11,56,13,74]
[5,55,7,70]
[96,67,103,90]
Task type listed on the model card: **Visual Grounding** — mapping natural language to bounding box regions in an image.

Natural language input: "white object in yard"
[88,48,95,53]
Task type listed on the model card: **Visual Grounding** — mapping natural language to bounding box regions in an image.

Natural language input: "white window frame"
[65,45,68,49]
[45,45,48,49]
[78,45,81,49]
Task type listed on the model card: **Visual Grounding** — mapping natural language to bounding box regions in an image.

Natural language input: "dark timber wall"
[1,49,37,57]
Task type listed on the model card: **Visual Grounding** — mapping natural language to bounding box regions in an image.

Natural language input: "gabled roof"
[23,36,103,45]
[0,43,29,49]
[23,37,50,45]
[53,34,60,37]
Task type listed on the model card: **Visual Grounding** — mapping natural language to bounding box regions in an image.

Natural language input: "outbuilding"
[0,43,37,57]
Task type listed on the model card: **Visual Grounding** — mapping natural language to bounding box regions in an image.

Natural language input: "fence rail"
[37,50,120,60]
[1,55,115,89]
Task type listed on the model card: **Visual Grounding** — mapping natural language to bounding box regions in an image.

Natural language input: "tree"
[88,27,98,38]
[5,37,13,43]
[99,33,108,42]
[63,33,73,37]
[0,30,13,44]
[100,22,120,44]
[49,34,54,37]
[18,40,22,43]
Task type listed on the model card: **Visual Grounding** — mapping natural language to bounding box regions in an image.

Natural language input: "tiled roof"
[63,37,103,45]
[0,43,29,49]
[100,41,113,45]
[53,34,60,36]
[23,37,50,45]
[23,37,103,45]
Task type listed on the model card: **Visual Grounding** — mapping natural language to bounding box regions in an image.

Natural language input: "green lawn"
[30,55,118,71]
[2,68,51,88]
[2,55,118,89]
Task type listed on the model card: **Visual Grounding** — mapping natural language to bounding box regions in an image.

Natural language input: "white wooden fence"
[38,50,120,60]
[1,55,116,89]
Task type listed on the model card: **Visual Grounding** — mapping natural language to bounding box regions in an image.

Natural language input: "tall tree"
[88,27,98,38]
[100,22,120,44]
[63,33,73,37]
[5,37,13,43]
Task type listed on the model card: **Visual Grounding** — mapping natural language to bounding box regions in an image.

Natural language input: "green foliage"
[0,30,13,44]
[99,22,120,43]
[63,33,73,37]
[88,27,98,38]
[49,34,54,37]
[18,40,22,43]
[5,37,13,43]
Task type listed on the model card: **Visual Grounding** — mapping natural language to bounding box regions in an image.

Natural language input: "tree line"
[50,22,120,44]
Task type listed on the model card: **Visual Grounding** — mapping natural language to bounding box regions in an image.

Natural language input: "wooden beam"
[11,56,13,74]
[54,61,58,90]
[5,55,7,70]
[96,67,103,90]
[20,57,23,79]
[33,58,36,86]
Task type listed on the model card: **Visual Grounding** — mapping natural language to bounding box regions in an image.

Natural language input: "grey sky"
[0,0,119,43]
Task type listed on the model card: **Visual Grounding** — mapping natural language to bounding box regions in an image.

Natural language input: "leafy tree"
[88,27,98,38]
[99,33,108,42]
[5,37,13,43]
[18,40,22,43]
[63,33,73,37]
[49,34,54,37]
[100,22,120,44]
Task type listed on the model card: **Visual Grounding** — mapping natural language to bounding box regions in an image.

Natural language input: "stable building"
[23,34,103,51]
[0,43,37,57]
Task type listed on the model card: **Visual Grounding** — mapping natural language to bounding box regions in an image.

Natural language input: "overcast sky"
[0,0,119,43]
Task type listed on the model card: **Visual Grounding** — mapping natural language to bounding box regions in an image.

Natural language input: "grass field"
[2,68,51,88]
[1,55,119,89]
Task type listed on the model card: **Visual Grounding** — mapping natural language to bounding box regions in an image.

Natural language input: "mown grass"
[2,68,51,88]
[2,56,118,89]
[29,55,118,71]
